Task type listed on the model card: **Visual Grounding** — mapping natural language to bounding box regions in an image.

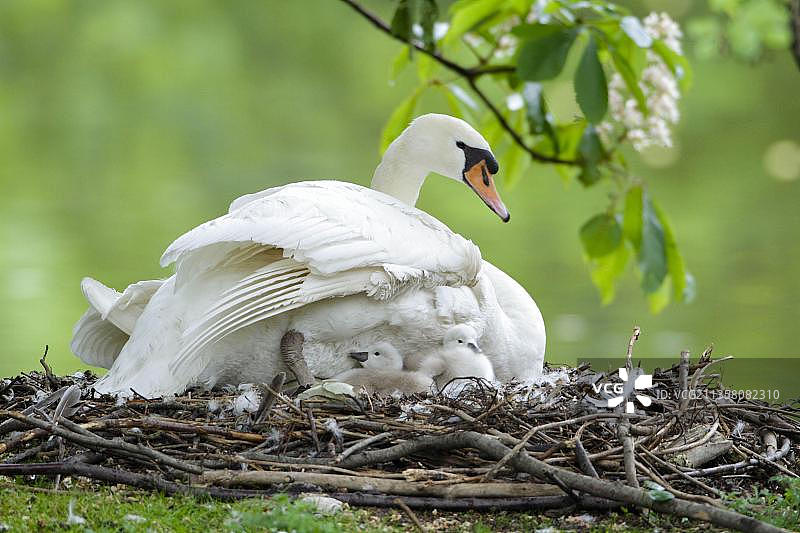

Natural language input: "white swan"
[330,342,434,396]
[71,114,546,397]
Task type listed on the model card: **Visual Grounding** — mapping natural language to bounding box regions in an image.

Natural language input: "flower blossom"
[599,12,683,151]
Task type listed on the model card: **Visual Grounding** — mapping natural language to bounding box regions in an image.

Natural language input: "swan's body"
[71,114,546,397]
[418,325,495,394]
[329,342,434,396]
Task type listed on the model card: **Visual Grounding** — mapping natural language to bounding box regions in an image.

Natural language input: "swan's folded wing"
[160,181,481,286]
[160,181,482,374]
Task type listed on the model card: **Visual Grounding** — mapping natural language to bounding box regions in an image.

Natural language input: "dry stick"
[574,437,599,478]
[675,438,792,479]
[394,497,426,532]
[0,462,269,500]
[38,345,59,390]
[626,326,641,371]
[641,449,722,497]
[480,423,542,482]
[337,432,393,463]
[339,431,786,533]
[656,419,720,455]
[618,420,639,488]
[679,350,691,413]
[254,372,285,425]
[306,408,321,454]
[199,470,563,499]
[0,410,202,475]
[634,458,721,507]
[327,492,620,511]
[78,417,267,444]
[736,444,799,479]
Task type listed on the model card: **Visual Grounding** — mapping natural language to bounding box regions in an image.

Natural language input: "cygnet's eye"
[374,351,380,356]
[458,339,463,343]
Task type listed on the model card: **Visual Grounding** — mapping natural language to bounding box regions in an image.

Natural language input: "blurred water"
[0,1,798,381]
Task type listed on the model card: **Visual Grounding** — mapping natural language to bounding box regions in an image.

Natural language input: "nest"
[1,334,798,532]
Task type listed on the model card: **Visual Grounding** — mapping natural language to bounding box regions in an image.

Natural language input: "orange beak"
[463,159,510,222]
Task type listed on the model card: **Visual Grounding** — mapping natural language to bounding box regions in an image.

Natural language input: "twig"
[337,432,393,463]
[574,437,599,478]
[328,492,620,511]
[306,408,321,454]
[618,420,639,488]
[626,326,641,371]
[791,0,800,70]
[38,346,59,390]
[254,373,285,425]
[394,497,426,532]
[337,0,579,166]
[679,350,690,413]
[200,469,563,499]
[0,410,202,475]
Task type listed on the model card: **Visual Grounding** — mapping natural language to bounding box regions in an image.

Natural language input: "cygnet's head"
[349,342,404,371]
[443,324,481,353]
[379,113,509,222]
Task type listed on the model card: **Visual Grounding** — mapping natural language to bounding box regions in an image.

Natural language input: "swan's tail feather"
[71,277,164,369]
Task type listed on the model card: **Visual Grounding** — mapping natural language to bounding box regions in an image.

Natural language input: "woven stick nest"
[1,331,798,532]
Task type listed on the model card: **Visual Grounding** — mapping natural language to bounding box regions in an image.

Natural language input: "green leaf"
[623,185,643,249]
[521,82,559,153]
[441,85,464,119]
[516,26,577,81]
[444,0,504,47]
[653,201,694,302]
[380,88,423,154]
[574,35,608,123]
[580,213,622,258]
[647,487,676,502]
[419,0,439,50]
[647,276,670,314]
[638,193,668,293]
[611,51,648,116]
[417,52,436,81]
[578,125,604,186]
[589,243,630,304]
[502,140,530,188]
[651,40,693,91]
[390,0,413,42]
[390,46,412,82]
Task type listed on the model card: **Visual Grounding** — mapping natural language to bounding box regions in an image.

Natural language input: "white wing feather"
[161,181,482,375]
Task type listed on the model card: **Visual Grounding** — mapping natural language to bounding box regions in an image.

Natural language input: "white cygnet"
[418,324,495,395]
[330,341,434,396]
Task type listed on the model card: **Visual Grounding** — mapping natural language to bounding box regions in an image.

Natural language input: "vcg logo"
[592,367,653,413]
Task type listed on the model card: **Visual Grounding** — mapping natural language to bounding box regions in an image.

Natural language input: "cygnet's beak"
[467,342,481,353]
[349,351,369,363]
[460,146,509,222]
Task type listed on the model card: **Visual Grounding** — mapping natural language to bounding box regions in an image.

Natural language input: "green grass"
[1,480,797,532]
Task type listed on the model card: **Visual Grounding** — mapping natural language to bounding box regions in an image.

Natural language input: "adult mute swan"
[71,114,545,397]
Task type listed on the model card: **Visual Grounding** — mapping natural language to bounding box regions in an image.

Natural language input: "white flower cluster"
[600,12,683,151]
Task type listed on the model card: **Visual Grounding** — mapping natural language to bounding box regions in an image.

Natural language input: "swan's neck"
[370,140,428,206]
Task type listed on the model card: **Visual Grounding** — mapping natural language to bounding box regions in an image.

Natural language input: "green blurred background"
[0,0,798,378]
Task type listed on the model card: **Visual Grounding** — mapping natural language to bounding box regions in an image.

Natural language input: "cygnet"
[330,341,434,396]
[418,324,495,395]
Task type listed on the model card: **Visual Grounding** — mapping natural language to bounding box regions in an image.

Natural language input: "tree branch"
[791,0,800,70]
[338,0,579,166]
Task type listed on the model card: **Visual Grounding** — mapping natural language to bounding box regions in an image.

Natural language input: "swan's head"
[383,113,509,222]
[443,324,481,353]
[349,342,404,371]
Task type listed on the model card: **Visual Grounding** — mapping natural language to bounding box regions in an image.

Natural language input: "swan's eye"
[458,339,463,343]
[374,351,380,356]
[455,141,466,149]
